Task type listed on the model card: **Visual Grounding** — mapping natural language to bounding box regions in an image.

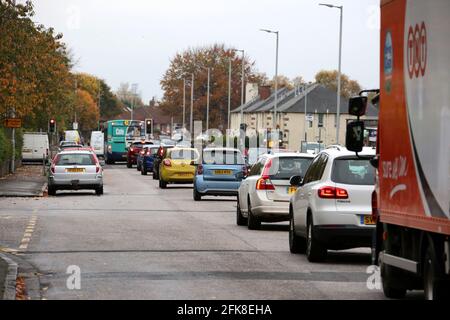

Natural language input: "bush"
[0,127,23,164]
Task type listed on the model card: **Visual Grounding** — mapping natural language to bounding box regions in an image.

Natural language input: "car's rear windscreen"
[267,157,313,180]
[332,158,375,186]
[170,149,198,160]
[56,154,95,166]
[203,150,245,165]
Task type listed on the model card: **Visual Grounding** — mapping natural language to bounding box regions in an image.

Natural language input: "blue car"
[138,145,160,175]
[193,148,247,201]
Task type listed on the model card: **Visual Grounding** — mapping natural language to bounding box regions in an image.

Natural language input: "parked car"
[193,148,247,201]
[237,153,314,230]
[288,146,376,262]
[90,131,104,158]
[137,145,160,175]
[126,141,153,168]
[48,149,104,196]
[158,148,199,189]
[152,145,175,180]
[22,132,49,163]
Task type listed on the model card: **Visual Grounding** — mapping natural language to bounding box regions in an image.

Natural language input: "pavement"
[0,164,47,197]
[0,164,425,300]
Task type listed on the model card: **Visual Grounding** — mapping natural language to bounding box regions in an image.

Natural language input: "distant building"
[230,83,378,150]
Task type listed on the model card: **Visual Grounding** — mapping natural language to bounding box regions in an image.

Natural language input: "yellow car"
[159,148,199,189]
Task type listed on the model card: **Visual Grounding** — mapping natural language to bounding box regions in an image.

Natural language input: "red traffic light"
[50,119,55,124]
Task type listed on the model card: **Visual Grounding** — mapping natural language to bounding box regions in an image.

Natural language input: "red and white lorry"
[347,0,449,299]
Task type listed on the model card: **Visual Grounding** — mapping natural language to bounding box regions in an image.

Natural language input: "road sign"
[4,118,22,128]
[73,122,78,130]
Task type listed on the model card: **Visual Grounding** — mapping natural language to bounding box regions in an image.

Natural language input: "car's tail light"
[318,186,349,199]
[163,159,172,167]
[146,151,151,156]
[371,190,378,220]
[140,150,145,155]
[256,176,275,191]
[197,164,204,175]
[130,147,134,153]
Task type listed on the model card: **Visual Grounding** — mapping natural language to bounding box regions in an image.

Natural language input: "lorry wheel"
[381,263,407,299]
[127,161,132,168]
[289,215,306,254]
[423,244,449,300]
[306,216,327,262]
[247,200,261,230]
[236,197,247,226]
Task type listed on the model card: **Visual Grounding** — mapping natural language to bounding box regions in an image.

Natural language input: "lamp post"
[183,78,186,130]
[260,29,279,129]
[190,73,194,139]
[319,3,343,144]
[234,49,245,126]
[206,67,211,131]
[227,58,232,131]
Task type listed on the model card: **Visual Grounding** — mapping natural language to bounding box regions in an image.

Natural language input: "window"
[302,154,328,184]
[56,154,95,166]
[318,114,324,128]
[170,149,199,160]
[332,158,375,186]
[203,150,245,165]
[249,158,266,176]
[267,157,313,180]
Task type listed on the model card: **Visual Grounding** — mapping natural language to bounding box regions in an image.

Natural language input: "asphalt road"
[0,164,392,300]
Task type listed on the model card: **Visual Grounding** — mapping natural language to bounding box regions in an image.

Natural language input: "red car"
[126,141,153,168]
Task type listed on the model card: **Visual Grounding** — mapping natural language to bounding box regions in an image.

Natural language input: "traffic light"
[49,119,56,134]
[145,119,153,135]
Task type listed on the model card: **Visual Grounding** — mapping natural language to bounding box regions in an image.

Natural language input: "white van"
[65,130,81,144]
[22,133,49,162]
[90,131,104,157]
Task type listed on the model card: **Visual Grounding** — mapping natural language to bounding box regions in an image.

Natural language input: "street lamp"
[319,3,343,144]
[260,29,279,130]
[190,73,194,139]
[233,49,245,126]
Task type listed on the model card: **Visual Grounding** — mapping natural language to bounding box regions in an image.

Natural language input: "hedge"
[0,127,23,165]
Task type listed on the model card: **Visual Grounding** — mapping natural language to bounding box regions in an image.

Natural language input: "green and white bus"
[103,120,145,164]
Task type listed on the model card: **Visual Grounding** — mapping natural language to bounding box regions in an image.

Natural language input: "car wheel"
[247,199,261,230]
[126,161,132,168]
[289,214,306,254]
[48,186,56,196]
[159,178,167,189]
[193,188,202,201]
[153,169,158,180]
[236,196,247,226]
[306,216,327,262]
[136,163,141,171]
[95,186,104,195]
[141,167,147,175]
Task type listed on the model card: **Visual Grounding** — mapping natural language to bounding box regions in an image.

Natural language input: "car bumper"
[194,176,240,196]
[313,225,375,250]
[48,176,103,189]
[249,191,290,221]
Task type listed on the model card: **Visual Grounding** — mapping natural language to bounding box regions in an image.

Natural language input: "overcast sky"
[32,0,380,103]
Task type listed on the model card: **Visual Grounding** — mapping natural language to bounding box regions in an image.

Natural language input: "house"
[230,83,378,151]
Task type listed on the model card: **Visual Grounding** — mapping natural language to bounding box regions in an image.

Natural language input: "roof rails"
[326,145,343,151]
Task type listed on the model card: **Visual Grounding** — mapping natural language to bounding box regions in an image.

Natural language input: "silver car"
[237,153,314,230]
[48,150,104,195]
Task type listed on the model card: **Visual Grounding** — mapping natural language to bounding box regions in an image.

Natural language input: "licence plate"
[66,168,85,173]
[288,187,297,195]
[214,170,232,175]
[23,149,32,153]
[178,173,191,177]
[361,215,376,225]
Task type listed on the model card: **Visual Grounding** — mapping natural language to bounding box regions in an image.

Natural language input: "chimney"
[259,85,272,101]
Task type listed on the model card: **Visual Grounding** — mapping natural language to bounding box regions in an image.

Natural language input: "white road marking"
[18,210,39,252]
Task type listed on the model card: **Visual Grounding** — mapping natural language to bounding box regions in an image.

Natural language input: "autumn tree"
[314,70,362,98]
[160,44,265,130]
[116,83,144,110]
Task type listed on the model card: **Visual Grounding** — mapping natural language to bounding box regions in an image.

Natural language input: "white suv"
[289,146,376,262]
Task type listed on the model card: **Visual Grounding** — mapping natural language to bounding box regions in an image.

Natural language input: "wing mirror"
[99,159,106,167]
[346,121,365,153]
[290,175,303,187]
[348,96,368,117]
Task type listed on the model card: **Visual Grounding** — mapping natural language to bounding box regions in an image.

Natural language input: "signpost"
[4,118,22,128]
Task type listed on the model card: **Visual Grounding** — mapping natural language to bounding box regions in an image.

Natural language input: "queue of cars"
[122,139,377,264]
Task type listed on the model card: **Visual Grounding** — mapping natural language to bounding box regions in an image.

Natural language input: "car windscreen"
[203,150,245,165]
[267,157,313,180]
[55,154,95,166]
[146,147,159,155]
[332,158,375,186]
[170,149,198,160]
